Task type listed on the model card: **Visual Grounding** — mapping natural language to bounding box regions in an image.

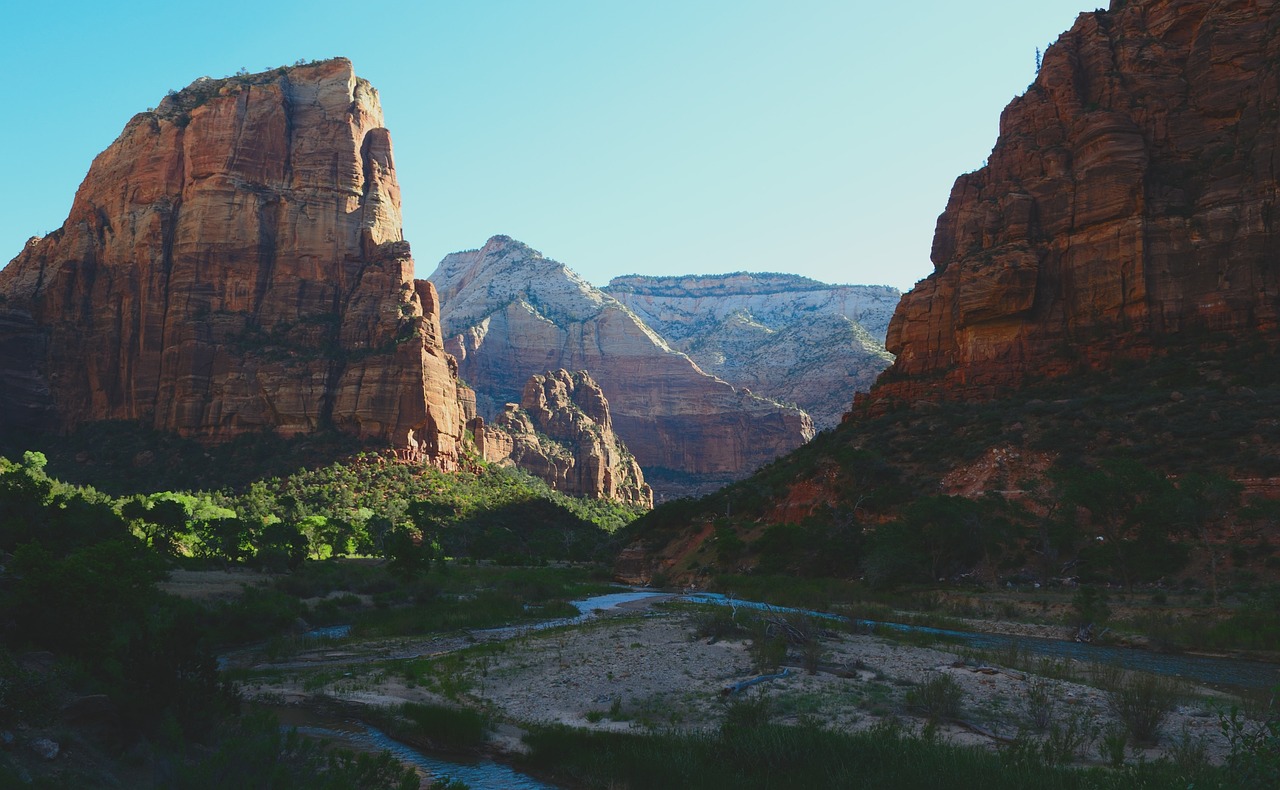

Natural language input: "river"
[264,587,1276,786]
[681,591,1280,691]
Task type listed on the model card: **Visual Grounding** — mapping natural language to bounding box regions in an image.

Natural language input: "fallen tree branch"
[722,668,792,696]
[946,717,1018,745]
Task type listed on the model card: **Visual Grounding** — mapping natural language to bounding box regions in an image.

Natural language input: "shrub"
[1024,676,1056,731]
[1099,723,1128,767]
[1108,674,1181,745]
[1071,586,1111,627]
[399,702,488,749]
[174,711,418,789]
[1168,722,1210,773]
[905,674,964,721]
[1220,696,1279,787]
[691,606,745,642]
[1040,711,1096,765]
[747,619,788,673]
[0,650,57,728]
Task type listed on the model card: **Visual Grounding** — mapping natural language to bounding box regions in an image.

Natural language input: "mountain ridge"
[605,273,898,429]
[429,235,816,499]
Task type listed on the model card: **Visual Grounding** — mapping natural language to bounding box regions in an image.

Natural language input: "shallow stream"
[681,591,1280,690]
[275,714,555,789]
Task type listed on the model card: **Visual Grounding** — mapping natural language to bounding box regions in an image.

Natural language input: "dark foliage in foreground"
[520,718,1239,789]
[623,339,1280,603]
[169,712,418,790]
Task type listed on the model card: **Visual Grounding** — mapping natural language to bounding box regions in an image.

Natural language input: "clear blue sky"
[2,1,1098,292]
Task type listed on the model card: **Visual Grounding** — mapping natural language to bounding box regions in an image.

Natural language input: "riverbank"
[233,591,1277,780]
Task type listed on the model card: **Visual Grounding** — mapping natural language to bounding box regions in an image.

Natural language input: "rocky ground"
[237,596,1258,769]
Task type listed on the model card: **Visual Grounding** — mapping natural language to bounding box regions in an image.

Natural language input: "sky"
[1,1,1099,293]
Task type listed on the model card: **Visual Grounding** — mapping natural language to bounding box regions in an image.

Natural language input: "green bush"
[173,711,418,789]
[1220,694,1280,787]
[521,717,1235,789]
[0,649,57,728]
[1108,674,1181,745]
[399,702,488,749]
[905,674,965,721]
[691,606,746,642]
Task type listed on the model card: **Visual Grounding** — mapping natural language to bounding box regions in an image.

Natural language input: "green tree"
[1071,585,1111,628]
[7,538,167,660]
[1055,459,1186,588]
[255,521,308,572]
[196,516,255,565]
[384,524,434,578]
[1175,473,1241,606]
[122,495,190,555]
[0,456,55,551]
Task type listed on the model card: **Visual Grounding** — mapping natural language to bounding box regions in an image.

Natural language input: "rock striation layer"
[0,308,55,436]
[474,370,652,507]
[606,274,898,430]
[862,0,1280,410]
[430,237,814,498]
[0,60,470,464]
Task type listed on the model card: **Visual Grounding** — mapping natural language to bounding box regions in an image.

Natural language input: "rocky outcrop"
[606,274,898,430]
[862,0,1280,410]
[0,60,470,465]
[430,237,814,498]
[474,370,652,507]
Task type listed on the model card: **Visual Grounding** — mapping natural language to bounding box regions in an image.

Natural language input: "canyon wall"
[863,0,1280,410]
[0,59,470,465]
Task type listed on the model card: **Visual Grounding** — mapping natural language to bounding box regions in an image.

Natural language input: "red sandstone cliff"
[862,0,1280,410]
[0,60,470,464]
[473,370,652,507]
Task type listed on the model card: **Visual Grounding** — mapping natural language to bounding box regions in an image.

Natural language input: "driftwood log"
[722,668,792,696]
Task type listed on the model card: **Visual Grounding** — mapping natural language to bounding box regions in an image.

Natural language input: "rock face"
[606,274,898,430]
[430,237,814,498]
[0,60,470,465]
[864,0,1280,410]
[474,370,652,507]
[0,308,54,437]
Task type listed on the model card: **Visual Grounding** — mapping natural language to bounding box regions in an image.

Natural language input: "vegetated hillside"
[0,447,628,786]
[6,431,641,566]
[618,0,1280,596]
[617,338,1280,600]
[605,273,898,430]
